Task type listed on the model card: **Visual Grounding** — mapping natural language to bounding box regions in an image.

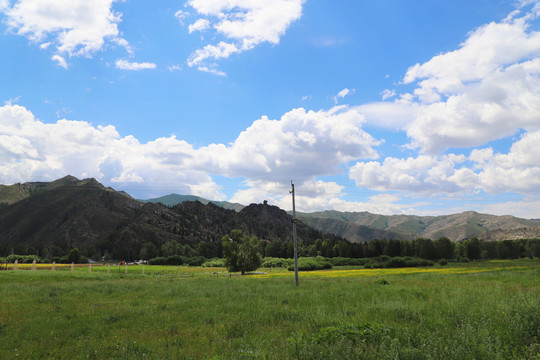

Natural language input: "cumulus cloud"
[345,2,540,216]
[183,0,304,73]
[349,130,540,196]
[194,106,380,182]
[2,0,127,58]
[0,103,380,204]
[188,18,210,33]
[380,89,396,100]
[51,54,67,69]
[332,88,355,104]
[400,10,540,154]
[115,59,157,71]
[0,104,222,199]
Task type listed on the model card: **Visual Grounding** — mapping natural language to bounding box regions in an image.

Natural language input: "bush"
[287,257,332,272]
[5,254,40,263]
[149,257,167,265]
[385,257,408,268]
[438,259,448,266]
[363,257,434,269]
[330,257,367,266]
[202,258,225,267]
[261,257,294,268]
[184,256,206,266]
[166,255,185,265]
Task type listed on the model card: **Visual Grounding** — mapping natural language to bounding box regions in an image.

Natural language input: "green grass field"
[1,259,539,359]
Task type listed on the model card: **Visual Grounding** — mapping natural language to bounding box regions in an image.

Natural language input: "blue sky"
[1,0,540,218]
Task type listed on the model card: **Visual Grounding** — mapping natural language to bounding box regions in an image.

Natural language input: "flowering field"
[0,259,538,359]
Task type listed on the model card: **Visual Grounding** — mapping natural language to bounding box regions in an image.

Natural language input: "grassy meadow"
[0,259,538,359]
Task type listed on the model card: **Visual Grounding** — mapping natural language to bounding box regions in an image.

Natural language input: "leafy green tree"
[384,239,402,257]
[139,242,159,260]
[66,248,81,263]
[222,229,262,275]
[434,237,455,260]
[463,237,481,260]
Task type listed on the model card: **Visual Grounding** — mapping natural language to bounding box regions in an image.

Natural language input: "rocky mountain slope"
[0,177,340,259]
[296,210,540,242]
[144,193,540,242]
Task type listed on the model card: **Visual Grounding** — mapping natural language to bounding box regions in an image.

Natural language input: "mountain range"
[0,176,340,259]
[143,194,540,243]
[0,176,539,260]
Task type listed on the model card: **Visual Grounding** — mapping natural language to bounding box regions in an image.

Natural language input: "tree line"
[1,235,539,264]
[262,237,540,261]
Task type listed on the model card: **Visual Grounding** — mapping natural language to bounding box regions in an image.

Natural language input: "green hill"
[142,194,245,212]
[0,177,341,260]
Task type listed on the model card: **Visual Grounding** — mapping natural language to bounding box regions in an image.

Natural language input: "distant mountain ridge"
[295,210,540,242]
[142,193,540,242]
[142,194,245,212]
[1,177,539,254]
[0,176,341,259]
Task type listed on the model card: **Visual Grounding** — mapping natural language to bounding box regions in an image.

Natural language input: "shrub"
[202,258,225,267]
[5,254,40,263]
[385,257,407,268]
[330,257,367,266]
[166,255,185,265]
[364,257,434,269]
[261,257,294,268]
[438,259,448,266]
[184,256,206,266]
[148,257,167,265]
[287,257,332,272]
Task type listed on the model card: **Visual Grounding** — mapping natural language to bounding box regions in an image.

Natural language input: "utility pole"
[291,181,299,286]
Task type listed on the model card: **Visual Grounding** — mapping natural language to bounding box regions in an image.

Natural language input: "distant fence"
[0,260,145,274]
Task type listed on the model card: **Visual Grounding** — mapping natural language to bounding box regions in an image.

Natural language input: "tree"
[434,237,455,260]
[66,248,81,263]
[222,229,262,275]
[139,242,159,260]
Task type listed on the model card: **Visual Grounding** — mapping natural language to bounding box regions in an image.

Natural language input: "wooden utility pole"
[291,182,299,286]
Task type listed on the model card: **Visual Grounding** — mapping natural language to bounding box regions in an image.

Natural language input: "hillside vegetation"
[0,177,341,260]
[1,176,539,262]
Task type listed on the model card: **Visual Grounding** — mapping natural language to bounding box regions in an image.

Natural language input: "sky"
[1,0,540,218]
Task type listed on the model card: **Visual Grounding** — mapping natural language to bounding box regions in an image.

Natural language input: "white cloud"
[399,10,540,154]
[115,59,157,71]
[0,103,379,203]
[356,102,415,130]
[188,18,210,33]
[51,54,67,69]
[187,41,240,68]
[2,102,540,216]
[380,89,396,100]
[332,88,355,104]
[196,65,227,77]
[184,0,304,72]
[194,106,380,182]
[349,129,540,196]
[168,64,182,72]
[174,9,189,25]
[4,96,21,106]
[2,0,127,57]
[0,104,223,200]
[227,179,413,215]
[478,196,540,219]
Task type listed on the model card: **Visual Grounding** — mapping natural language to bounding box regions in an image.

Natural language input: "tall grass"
[0,259,538,359]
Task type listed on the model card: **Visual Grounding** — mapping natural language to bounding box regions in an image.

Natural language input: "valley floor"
[0,259,539,359]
